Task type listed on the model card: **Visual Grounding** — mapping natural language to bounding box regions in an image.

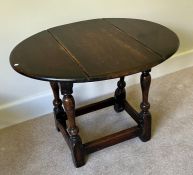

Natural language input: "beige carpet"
[1,67,193,175]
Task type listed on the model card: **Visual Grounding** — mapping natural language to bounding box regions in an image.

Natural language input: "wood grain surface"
[10,18,179,82]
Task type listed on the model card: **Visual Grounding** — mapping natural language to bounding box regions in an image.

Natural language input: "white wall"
[0,0,193,129]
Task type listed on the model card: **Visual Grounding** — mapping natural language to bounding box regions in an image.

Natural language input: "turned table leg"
[60,82,85,168]
[139,70,151,142]
[114,76,126,112]
[50,81,66,131]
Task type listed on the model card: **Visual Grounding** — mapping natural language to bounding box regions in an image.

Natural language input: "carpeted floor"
[1,67,193,175]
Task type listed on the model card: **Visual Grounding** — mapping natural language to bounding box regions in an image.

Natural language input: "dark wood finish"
[9,18,179,168]
[48,19,162,81]
[58,97,114,119]
[139,70,151,142]
[124,100,140,124]
[50,81,66,131]
[10,18,179,82]
[56,118,71,149]
[10,32,87,81]
[114,76,126,112]
[75,97,114,117]
[60,82,85,167]
[52,93,145,167]
[84,126,140,154]
[104,18,179,58]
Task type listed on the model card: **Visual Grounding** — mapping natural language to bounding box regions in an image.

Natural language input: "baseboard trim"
[152,49,193,78]
[0,92,53,129]
[1,50,193,129]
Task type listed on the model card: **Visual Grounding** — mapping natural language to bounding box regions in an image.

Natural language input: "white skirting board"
[0,50,193,129]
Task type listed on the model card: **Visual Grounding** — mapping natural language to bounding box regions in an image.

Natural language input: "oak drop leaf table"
[10,18,179,168]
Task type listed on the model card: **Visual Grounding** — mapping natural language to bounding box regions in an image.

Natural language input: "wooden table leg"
[60,82,85,168]
[50,81,66,131]
[54,74,152,167]
[114,76,126,112]
[139,70,151,142]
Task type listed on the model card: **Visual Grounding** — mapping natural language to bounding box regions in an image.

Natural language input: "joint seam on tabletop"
[102,18,165,60]
[47,30,90,80]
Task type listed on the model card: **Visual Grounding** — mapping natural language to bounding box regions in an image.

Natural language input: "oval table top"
[10,18,179,82]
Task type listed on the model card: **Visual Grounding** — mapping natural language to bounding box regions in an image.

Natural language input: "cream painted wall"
[0,0,193,128]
